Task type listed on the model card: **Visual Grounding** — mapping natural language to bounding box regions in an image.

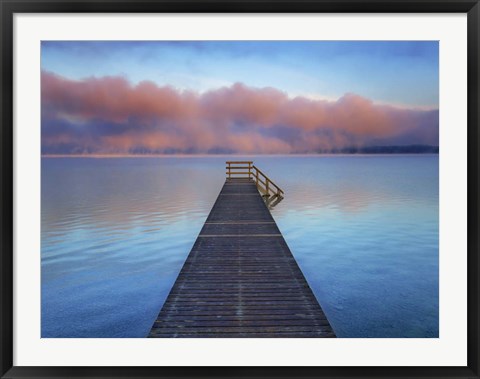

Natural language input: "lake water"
[41,155,438,338]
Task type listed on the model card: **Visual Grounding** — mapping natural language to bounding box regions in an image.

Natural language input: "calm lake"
[41,155,438,338]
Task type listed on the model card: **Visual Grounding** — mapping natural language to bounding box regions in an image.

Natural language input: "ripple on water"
[42,156,438,338]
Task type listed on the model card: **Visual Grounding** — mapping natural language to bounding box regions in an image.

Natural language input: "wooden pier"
[149,162,335,338]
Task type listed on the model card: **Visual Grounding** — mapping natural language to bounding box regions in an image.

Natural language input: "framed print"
[1,0,479,378]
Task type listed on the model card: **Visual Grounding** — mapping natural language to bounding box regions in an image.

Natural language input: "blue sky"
[41,41,439,155]
[41,41,438,109]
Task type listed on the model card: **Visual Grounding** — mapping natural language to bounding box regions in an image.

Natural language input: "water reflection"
[42,155,438,338]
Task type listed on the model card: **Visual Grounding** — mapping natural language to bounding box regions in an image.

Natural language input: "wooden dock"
[149,162,335,338]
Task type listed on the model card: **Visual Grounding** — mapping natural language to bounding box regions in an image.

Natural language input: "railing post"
[266,178,270,196]
[228,162,231,179]
[255,168,259,185]
[248,162,251,179]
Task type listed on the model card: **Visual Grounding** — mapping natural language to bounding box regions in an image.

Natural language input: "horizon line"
[41,153,440,158]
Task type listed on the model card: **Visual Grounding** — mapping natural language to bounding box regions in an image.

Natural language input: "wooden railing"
[226,161,253,179]
[226,161,284,207]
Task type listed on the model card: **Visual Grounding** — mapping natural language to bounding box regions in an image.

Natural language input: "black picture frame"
[1,1,479,378]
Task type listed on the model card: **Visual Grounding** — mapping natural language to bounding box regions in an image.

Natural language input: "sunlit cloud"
[42,71,438,155]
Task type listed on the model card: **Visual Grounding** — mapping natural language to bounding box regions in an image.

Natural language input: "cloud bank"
[41,71,438,155]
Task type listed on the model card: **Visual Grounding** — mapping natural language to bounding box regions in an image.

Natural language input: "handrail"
[252,165,284,194]
[226,161,253,178]
[226,161,284,206]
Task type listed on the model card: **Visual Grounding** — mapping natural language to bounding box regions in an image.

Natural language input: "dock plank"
[148,178,335,338]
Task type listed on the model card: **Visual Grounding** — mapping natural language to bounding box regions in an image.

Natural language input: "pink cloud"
[42,71,438,154]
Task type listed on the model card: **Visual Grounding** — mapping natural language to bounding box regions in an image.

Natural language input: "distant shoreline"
[41,145,439,158]
[42,153,440,158]
[42,145,437,158]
